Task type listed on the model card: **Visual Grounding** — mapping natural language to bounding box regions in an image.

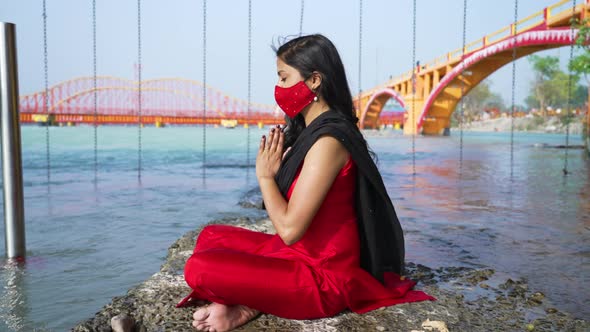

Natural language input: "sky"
[0,0,580,107]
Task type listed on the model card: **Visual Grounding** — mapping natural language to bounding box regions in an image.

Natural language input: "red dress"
[178,157,434,319]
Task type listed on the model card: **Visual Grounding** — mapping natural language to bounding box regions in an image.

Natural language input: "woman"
[178,34,434,331]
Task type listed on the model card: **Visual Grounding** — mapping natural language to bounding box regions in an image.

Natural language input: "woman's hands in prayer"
[256,125,288,180]
[256,133,349,245]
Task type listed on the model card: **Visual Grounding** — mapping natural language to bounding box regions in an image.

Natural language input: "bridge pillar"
[403,96,424,135]
[422,74,431,100]
[433,70,440,88]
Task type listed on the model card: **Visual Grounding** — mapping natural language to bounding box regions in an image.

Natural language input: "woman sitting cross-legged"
[177,34,434,332]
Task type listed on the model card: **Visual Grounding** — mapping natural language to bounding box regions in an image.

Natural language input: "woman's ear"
[310,71,322,91]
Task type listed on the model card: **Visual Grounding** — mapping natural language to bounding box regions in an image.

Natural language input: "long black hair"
[273,34,369,151]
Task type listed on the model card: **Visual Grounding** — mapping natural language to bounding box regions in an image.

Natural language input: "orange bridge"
[19,77,282,127]
[19,76,405,128]
[356,0,590,135]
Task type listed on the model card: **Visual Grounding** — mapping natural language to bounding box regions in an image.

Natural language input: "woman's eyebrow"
[277,70,286,76]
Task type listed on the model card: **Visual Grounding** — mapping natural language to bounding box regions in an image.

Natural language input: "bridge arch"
[418,28,580,133]
[359,88,406,129]
[360,29,581,133]
[47,86,227,117]
[19,76,276,116]
[357,0,589,134]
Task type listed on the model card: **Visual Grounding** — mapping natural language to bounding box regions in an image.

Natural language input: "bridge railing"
[441,4,554,67]
[516,11,545,34]
[548,0,578,19]
[361,0,588,102]
[432,54,447,66]
[448,48,462,62]
[465,39,484,55]
[389,0,582,90]
[485,26,511,46]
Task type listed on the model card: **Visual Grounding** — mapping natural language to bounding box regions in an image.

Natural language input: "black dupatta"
[275,110,405,282]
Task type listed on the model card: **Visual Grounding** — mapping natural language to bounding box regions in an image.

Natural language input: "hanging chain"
[564,0,577,175]
[411,0,416,176]
[137,0,143,180]
[93,0,98,183]
[299,0,304,36]
[246,0,252,177]
[358,0,363,127]
[202,0,207,177]
[42,0,51,184]
[510,0,519,181]
[458,0,468,176]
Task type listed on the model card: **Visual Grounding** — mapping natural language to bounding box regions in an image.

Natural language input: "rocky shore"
[72,216,589,332]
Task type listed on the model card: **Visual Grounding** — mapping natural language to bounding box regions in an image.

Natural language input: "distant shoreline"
[452,116,585,135]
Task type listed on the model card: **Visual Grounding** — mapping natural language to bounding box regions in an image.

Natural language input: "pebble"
[111,314,134,332]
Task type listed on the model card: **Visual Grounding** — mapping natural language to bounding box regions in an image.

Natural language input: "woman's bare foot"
[192,302,260,331]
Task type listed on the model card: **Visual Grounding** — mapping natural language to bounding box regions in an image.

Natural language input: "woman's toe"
[193,321,207,330]
[193,307,210,321]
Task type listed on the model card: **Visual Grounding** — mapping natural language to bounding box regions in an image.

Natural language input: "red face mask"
[274,81,316,118]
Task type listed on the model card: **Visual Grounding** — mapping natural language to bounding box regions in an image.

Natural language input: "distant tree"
[528,55,581,115]
[486,93,506,110]
[569,18,590,112]
[528,55,560,116]
[463,81,491,121]
[550,70,580,108]
[458,80,505,122]
[573,84,589,109]
[525,95,539,110]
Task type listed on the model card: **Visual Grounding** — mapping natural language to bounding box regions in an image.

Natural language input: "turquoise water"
[0,125,588,331]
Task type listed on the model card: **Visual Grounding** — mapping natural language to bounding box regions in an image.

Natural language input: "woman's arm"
[257,129,349,245]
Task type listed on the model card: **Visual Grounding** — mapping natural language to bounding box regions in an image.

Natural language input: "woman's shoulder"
[304,135,350,171]
[311,134,349,157]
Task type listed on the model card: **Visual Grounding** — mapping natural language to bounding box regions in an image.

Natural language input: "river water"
[0,125,588,331]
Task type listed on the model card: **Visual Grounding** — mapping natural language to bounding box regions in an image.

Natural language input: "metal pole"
[0,22,26,259]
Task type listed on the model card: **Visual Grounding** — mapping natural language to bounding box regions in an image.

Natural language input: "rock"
[111,314,134,332]
[421,319,449,332]
[238,187,264,209]
[73,217,590,332]
[527,292,545,306]
[463,268,494,284]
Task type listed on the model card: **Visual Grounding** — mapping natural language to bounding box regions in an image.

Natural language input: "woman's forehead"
[276,58,295,71]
